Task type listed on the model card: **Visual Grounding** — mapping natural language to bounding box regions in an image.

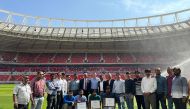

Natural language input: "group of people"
[13,67,190,109]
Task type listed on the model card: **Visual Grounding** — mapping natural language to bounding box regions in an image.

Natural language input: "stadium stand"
[87,53,101,63]
[53,53,71,63]
[0,52,174,63]
[70,53,85,63]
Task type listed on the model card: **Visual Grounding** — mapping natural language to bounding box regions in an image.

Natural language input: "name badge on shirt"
[104,98,115,107]
[77,102,87,109]
[91,100,101,109]
[119,96,125,103]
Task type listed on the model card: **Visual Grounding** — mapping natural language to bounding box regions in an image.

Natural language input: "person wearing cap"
[155,68,167,109]
[13,75,34,109]
[30,71,46,109]
[171,68,188,109]
[124,72,136,109]
[46,73,58,109]
[69,73,79,96]
[141,69,157,109]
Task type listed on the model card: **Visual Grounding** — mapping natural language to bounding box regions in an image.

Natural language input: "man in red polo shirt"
[30,71,46,109]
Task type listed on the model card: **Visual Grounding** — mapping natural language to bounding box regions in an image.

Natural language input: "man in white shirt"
[55,72,67,109]
[69,73,79,96]
[105,73,114,93]
[98,75,106,96]
[66,75,71,93]
[13,75,34,109]
[141,69,157,109]
[112,73,125,109]
[171,68,188,109]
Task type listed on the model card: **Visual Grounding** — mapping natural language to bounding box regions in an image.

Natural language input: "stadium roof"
[0,8,190,40]
[0,8,190,52]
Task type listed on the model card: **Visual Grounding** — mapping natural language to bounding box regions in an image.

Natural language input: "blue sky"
[0,0,190,20]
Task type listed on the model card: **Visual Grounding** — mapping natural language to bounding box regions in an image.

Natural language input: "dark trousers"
[115,93,125,109]
[156,93,167,109]
[144,93,156,109]
[135,95,145,109]
[84,90,89,99]
[16,104,29,109]
[56,91,63,109]
[167,96,173,109]
[173,98,187,109]
[46,94,57,109]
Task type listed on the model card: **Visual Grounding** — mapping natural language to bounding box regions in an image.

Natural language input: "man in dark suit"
[105,73,115,92]
[79,72,90,98]
[98,75,107,95]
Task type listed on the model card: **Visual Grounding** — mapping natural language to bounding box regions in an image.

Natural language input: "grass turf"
[0,84,47,109]
[0,84,190,109]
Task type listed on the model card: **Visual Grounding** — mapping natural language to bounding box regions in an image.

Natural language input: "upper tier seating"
[53,53,70,63]
[0,52,172,64]
[87,53,101,63]
[103,53,117,63]
[71,53,85,63]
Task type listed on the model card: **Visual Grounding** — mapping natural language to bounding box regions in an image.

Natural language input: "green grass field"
[0,84,190,109]
[0,84,47,109]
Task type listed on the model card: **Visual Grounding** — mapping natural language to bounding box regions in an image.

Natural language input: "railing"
[0,8,190,27]
[0,8,190,40]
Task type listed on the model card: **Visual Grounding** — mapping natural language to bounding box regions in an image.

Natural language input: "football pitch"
[0,84,47,109]
[0,84,190,109]
[0,84,124,109]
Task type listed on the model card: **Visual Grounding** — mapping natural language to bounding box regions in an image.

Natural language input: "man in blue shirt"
[70,73,79,96]
[46,74,58,109]
[63,90,75,109]
[112,73,125,109]
[74,89,87,108]
[89,73,100,93]
[74,89,87,103]
[155,68,167,109]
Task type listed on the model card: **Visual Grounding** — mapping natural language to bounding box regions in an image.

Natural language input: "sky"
[0,0,190,20]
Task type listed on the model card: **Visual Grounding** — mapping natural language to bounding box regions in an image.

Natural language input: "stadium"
[0,2,190,109]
